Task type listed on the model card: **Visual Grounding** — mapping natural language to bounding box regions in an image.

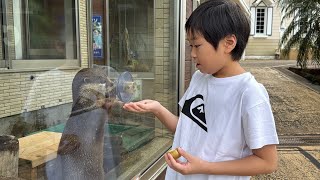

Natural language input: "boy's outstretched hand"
[165,147,207,175]
[122,99,161,114]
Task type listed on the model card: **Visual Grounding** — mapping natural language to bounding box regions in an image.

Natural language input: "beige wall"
[0,70,77,118]
[0,1,89,118]
[79,0,89,67]
[244,0,282,58]
[0,0,176,122]
[154,0,172,108]
[154,0,172,133]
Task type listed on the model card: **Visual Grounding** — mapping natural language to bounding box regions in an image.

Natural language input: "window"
[25,0,78,60]
[0,0,6,68]
[256,8,266,34]
[250,0,273,36]
[0,0,179,179]
[0,0,79,69]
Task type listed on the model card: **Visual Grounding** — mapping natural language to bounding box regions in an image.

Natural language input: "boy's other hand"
[122,99,161,114]
[165,147,207,175]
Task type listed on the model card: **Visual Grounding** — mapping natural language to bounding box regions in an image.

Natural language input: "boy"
[123,0,279,179]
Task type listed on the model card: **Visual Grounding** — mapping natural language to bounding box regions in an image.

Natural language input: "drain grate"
[278,135,320,146]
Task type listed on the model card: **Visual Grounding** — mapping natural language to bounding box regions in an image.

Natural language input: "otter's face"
[123,81,136,94]
[76,70,117,108]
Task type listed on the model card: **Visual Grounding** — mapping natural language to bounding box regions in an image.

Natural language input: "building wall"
[184,0,193,90]
[0,1,89,120]
[245,0,282,58]
[154,0,173,132]
[79,0,89,67]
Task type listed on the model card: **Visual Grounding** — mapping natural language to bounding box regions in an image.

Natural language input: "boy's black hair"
[185,0,250,61]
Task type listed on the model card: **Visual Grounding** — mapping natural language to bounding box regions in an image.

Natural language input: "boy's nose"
[190,48,197,60]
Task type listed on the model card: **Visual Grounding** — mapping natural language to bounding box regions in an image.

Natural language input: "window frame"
[255,7,267,35]
[250,0,273,37]
[0,0,81,70]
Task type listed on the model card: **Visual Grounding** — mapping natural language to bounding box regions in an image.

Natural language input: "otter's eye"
[83,78,90,83]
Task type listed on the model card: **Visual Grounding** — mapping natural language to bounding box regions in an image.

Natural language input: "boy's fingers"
[177,147,192,161]
[133,103,149,112]
[123,103,146,112]
[167,153,181,172]
[167,153,179,166]
[175,159,185,165]
[136,103,149,111]
[165,153,189,174]
[164,153,173,168]
[122,105,138,112]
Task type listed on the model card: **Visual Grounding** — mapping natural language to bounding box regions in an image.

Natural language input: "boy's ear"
[223,35,237,53]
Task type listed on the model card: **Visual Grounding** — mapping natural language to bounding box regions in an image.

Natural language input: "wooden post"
[0,135,19,178]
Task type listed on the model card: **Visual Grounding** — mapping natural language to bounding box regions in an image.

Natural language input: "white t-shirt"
[165,70,279,180]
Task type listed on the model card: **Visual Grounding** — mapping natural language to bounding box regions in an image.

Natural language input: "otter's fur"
[46,68,117,180]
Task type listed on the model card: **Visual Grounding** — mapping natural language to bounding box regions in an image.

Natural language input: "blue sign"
[92,16,103,58]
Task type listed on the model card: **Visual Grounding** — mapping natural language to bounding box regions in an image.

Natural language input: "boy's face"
[187,32,232,76]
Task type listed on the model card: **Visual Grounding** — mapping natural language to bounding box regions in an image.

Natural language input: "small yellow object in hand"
[168,148,181,159]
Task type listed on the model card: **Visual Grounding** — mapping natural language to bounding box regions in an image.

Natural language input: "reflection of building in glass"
[92,15,103,58]
[0,0,258,179]
[0,0,179,179]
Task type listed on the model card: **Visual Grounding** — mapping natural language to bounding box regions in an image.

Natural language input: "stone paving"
[240,60,320,179]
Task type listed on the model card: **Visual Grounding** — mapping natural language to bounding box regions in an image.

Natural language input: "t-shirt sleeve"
[178,70,201,108]
[242,84,279,149]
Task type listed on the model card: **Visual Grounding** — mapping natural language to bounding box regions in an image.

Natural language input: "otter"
[46,67,121,180]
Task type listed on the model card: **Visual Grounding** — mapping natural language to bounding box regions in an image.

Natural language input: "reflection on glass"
[109,0,154,72]
[44,67,130,179]
[105,0,179,178]
[0,0,178,179]
[26,0,77,59]
[1,0,78,60]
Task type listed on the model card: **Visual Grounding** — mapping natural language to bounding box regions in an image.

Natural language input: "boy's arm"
[153,105,179,133]
[123,100,179,133]
[203,144,278,175]
[166,145,278,176]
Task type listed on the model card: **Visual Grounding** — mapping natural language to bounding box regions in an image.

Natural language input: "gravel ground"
[241,60,320,179]
[245,66,320,135]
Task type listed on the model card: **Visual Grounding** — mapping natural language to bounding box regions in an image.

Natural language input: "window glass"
[93,0,179,178]
[0,0,6,68]
[0,0,178,179]
[1,0,78,61]
[256,8,266,34]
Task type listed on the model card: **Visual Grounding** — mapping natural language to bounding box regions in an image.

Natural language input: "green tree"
[278,0,320,68]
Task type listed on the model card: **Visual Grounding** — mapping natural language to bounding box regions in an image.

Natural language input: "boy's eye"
[189,44,201,48]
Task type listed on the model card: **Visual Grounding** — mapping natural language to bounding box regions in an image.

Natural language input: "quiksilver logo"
[182,95,207,132]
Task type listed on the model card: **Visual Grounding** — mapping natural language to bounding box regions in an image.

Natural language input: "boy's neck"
[212,61,246,78]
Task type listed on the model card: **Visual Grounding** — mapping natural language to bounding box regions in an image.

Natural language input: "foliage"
[278,0,320,68]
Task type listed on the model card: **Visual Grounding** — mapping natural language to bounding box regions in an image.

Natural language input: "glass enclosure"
[0,0,179,179]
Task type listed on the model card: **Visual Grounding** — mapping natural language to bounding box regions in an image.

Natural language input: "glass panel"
[0,0,6,68]
[256,8,265,34]
[2,0,78,60]
[28,0,77,59]
[0,0,178,180]
[93,0,179,178]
